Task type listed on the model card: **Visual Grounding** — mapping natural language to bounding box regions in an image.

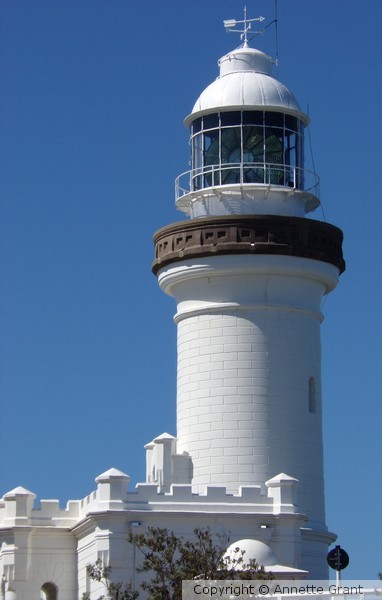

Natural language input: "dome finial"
[223,5,265,48]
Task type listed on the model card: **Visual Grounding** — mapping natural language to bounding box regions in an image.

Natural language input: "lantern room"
[189,109,304,189]
[176,46,320,219]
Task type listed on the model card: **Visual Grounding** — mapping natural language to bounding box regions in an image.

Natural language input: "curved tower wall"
[157,252,338,529]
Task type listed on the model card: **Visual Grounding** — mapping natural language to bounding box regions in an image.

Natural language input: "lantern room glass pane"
[285,114,298,131]
[191,118,202,134]
[284,130,297,186]
[220,127,241,184]
[265,112,284,127]
[203,129,220,187]
[221,127,241,163]
[203,113,219,130]
[242,126,263,162]
[192,134,203,169]
[204,130,219,165]
[242,126,265,183]
[265,128,284,163]
[297,132,304,187]
[221,111,241,126]
[265,128,284,184]
[242,111,263,125]
[191,133,203,190]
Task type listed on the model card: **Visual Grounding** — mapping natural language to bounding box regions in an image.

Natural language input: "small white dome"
[219,47,273,76]
[224,539,309,575]
[185,47,308,126]
[225,539,277,567]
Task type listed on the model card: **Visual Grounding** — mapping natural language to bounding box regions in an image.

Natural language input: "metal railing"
[175,162,320,202]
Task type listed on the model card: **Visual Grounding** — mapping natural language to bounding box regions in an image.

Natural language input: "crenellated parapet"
[0,467,302,528]
[0,486,81,528]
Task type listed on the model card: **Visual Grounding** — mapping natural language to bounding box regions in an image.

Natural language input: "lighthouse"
[0,13,347,594]
[153,15,345,572]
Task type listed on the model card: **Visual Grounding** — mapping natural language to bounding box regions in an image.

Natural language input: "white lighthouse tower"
[153,14,345,574]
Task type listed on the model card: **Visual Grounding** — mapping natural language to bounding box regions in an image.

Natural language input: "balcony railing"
[175,162,320,203]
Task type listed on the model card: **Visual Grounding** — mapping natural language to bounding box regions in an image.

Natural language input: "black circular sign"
[327,546,349,571]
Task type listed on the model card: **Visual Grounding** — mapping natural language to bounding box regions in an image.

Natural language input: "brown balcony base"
[152,215,345,276]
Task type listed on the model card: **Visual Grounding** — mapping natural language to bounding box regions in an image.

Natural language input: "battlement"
[130,482,273,511]
[0,470,301,529]
[0,487,81,527]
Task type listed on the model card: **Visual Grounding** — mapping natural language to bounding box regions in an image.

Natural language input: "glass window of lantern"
[189,110,304,189]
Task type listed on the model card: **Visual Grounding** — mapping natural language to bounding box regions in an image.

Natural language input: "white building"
[0,18,345,600]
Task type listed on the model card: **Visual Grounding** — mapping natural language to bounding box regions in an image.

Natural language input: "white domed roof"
[185,46,308,126]
[224,539,309,575]
[226,539,277,567]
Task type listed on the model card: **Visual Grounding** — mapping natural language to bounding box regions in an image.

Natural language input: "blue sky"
[1,0,381,581]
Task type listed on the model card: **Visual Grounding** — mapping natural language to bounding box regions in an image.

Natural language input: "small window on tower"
[309,376,316,414]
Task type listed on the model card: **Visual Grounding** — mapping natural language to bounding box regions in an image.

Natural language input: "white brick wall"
[158,254,340,529]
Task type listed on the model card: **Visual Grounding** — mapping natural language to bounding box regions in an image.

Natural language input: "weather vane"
[223,5,265,47]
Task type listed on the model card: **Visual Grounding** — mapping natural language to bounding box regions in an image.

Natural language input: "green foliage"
[84,526,273,599]
[82,559,139,600]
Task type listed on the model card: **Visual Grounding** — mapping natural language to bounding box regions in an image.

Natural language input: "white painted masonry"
[158,253,339,528]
